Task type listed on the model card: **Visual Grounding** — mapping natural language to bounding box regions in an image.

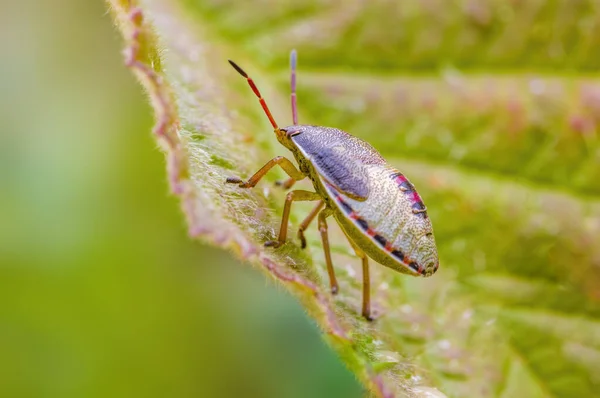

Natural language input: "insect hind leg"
[341,229,373,321]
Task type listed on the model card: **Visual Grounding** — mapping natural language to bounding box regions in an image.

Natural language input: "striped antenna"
[290,49,298,125]
[228,60,278,130]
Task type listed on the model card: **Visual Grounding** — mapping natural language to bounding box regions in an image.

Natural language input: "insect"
[226,50,439,320]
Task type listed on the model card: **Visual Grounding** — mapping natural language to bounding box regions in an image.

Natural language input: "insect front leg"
[342,231,373,321]
[297,200,324,249]
[226,156,304,188]
[317,208,339,295]
[264,190,321,249]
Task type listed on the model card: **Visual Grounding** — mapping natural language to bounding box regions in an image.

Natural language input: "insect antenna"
[290,49,298,125]
[228,60,279,130]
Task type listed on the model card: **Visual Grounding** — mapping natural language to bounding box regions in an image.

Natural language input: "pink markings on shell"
[328,184,424,275]
[410,190,423,203]
[394,174,408,184]
[393,172,426,217]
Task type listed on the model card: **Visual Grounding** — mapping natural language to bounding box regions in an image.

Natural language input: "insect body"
[226,51,439,320]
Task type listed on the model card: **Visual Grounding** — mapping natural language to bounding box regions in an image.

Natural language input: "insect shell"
[226,50,439,320]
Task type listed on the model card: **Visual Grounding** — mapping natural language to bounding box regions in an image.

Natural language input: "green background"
[0,1,360,397]
[3,0,600,397]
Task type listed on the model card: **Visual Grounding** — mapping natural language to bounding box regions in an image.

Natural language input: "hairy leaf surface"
[107,1,600,396]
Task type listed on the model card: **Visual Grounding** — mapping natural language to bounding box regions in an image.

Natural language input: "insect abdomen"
[326,165,438,276]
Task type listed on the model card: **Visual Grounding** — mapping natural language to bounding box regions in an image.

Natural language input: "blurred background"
[0,1,361,397]
[3,0,600,397]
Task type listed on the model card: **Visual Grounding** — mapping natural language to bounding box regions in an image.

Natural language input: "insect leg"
[342,230,373,321]
[358,252,372,321]
[318,208,339,295]
[226,156,304,188]
[275,177,296,190]
[265,190,321,248]
[297,200,324,249]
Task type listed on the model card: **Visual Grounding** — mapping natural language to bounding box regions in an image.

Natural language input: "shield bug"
[226,50,439,320]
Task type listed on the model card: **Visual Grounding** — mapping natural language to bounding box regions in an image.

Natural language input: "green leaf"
[107,1,600,397]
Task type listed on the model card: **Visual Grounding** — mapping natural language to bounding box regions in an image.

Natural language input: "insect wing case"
[290,126,384,200]
[289,126,439,277]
